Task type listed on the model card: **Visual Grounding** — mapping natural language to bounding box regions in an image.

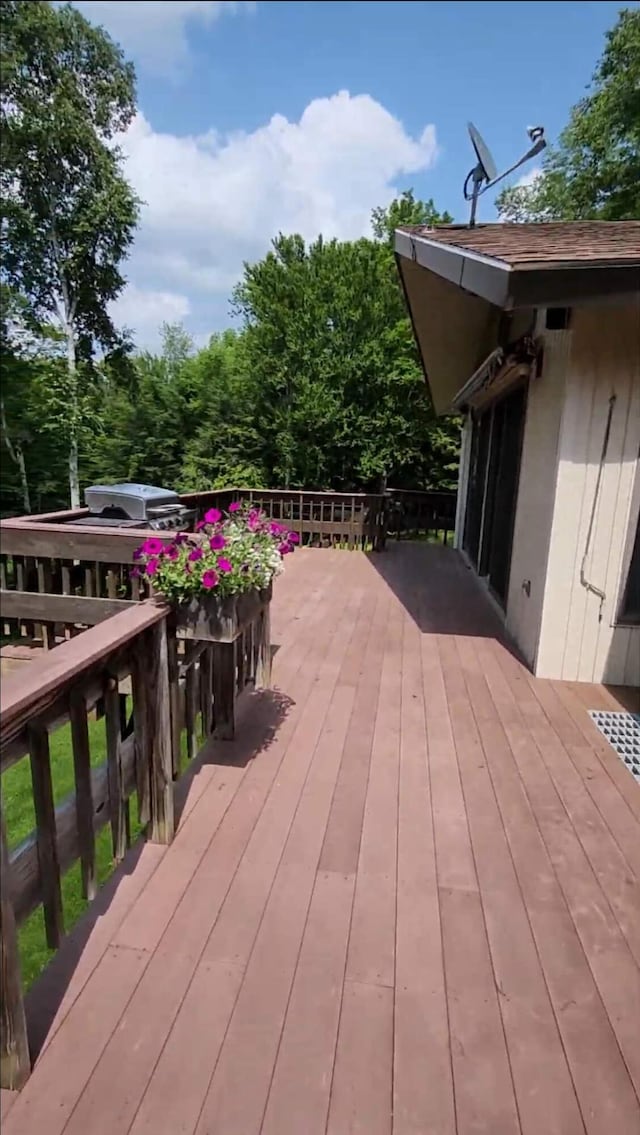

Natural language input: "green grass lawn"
[2,701,203,990]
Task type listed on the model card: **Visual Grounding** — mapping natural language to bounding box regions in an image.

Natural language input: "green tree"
[0,0,139,507]
[179,331,267,491]
[233,193,459,492]
[371,189,453,242]
[0,289,75,516]
[497,9,640,222]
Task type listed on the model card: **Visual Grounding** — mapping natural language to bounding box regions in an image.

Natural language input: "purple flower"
[133,546,144,561]
[164,543,179,560]
[205,507,222,524]
[131,566,141,578]
[174,532,188,545]
[145,557,160,576]
[195,520,205,532]
[209,533,226,551]
[202,569,218,590]
[189,547,203,562]
[217,557,232,573]
[228,501,242,512]
[269,522,284,537]
[278,542,291,556]
[288,531,300,544]
[143,537,163,556]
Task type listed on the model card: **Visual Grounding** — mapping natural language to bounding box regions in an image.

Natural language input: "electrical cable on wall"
[580,393,617,622]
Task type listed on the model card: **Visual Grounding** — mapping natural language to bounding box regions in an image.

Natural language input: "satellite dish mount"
[464,122,546,227]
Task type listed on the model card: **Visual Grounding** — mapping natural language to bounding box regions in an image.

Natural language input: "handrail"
[0,600,166,750]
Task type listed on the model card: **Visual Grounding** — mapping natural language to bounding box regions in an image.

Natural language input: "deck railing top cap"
[0,599,167,736]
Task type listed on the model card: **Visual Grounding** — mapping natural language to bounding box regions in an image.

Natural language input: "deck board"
[5,544,639,1135]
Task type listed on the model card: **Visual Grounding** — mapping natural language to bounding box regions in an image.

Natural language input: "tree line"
[1,2,637,517]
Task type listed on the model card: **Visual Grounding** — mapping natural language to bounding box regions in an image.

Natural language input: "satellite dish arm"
[477,137,546,197]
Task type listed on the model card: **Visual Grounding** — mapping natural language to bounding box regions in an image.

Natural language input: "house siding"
[505,320,570,669]
[535,301,640,686]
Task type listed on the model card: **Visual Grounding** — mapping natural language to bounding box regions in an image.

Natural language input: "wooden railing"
[0,486,456,647]
[181,488,389,551]
[385,488,457,543]
[0,592,271,1090]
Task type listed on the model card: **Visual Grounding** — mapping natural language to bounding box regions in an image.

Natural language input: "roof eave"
[394,230,640,309]
[395,229,509,308]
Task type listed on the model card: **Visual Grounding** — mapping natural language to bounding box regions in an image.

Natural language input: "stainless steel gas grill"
[65,483,196,532]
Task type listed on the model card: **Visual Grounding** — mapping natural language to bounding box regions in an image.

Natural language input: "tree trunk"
[66,325,80,509]
[0,397,31,513]
[16,446,30,513]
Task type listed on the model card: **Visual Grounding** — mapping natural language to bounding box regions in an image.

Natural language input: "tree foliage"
[0,0,139,505]
[232,205,459,492]
[1,190,460,516]
[497,8,640,222]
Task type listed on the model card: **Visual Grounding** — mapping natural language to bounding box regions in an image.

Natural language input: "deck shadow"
[367,541,525,662]
[198,686,295,773]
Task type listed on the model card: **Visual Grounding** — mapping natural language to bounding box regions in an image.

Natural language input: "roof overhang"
[395,228,640,416]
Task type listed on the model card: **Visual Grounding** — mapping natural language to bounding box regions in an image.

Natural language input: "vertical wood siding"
[505,320,570,669]
[536,301,640,685]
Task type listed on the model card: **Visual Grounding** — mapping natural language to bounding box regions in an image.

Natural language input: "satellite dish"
[463,122,547,227]
[468,122,497,183]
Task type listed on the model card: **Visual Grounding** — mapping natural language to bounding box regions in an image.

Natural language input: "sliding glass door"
[463,382,528,605]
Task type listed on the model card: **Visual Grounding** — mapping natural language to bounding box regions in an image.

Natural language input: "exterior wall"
[505,317,570,669]
[535,301,640,685]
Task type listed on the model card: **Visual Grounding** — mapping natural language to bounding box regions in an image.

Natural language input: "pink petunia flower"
[195,520,205,532]
[189,547,203,562]
[228,501,242,512]
[202,569,218,590]
[209,533,226,551]
[269,522,284,537]
[205,507,222,524]
[217,557,232,573]
[174,532,188,545]
[288,532,300,544]
[143,537,163,556]
[164,543,179,560]
[145,557,160,576]
[130,566,141,578]
[133,546,144,560]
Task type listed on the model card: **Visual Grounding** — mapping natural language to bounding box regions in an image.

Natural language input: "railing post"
[1,808,30,1090]
[146,617,175,844]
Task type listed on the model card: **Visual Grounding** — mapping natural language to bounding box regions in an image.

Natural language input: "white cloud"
[115,91,438,346]
[74,1,255,75]
[110,285,191,349]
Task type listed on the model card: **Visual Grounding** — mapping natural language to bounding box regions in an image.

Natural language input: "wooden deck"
[2,544,639,1135]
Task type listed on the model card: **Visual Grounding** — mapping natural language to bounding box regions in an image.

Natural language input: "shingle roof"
[398,221,640,270]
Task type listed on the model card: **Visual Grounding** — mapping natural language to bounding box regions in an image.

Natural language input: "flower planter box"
[174,584,272,643]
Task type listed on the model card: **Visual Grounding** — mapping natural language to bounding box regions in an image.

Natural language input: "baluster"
[146,619,174,844]
[185,662,198,761]
[36,559,55,650]
[0,808,30,1090]
[69,690,96,900]
[27,722,64,947]
[130,639,151,826]
[104,679,127,862]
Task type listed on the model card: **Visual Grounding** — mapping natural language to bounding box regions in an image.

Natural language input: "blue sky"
[75,1,625,347]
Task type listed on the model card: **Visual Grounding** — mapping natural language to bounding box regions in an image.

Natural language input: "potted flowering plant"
[132,501,299,641]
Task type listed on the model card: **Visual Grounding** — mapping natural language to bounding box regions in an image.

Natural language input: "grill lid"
[84,483,181,522]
